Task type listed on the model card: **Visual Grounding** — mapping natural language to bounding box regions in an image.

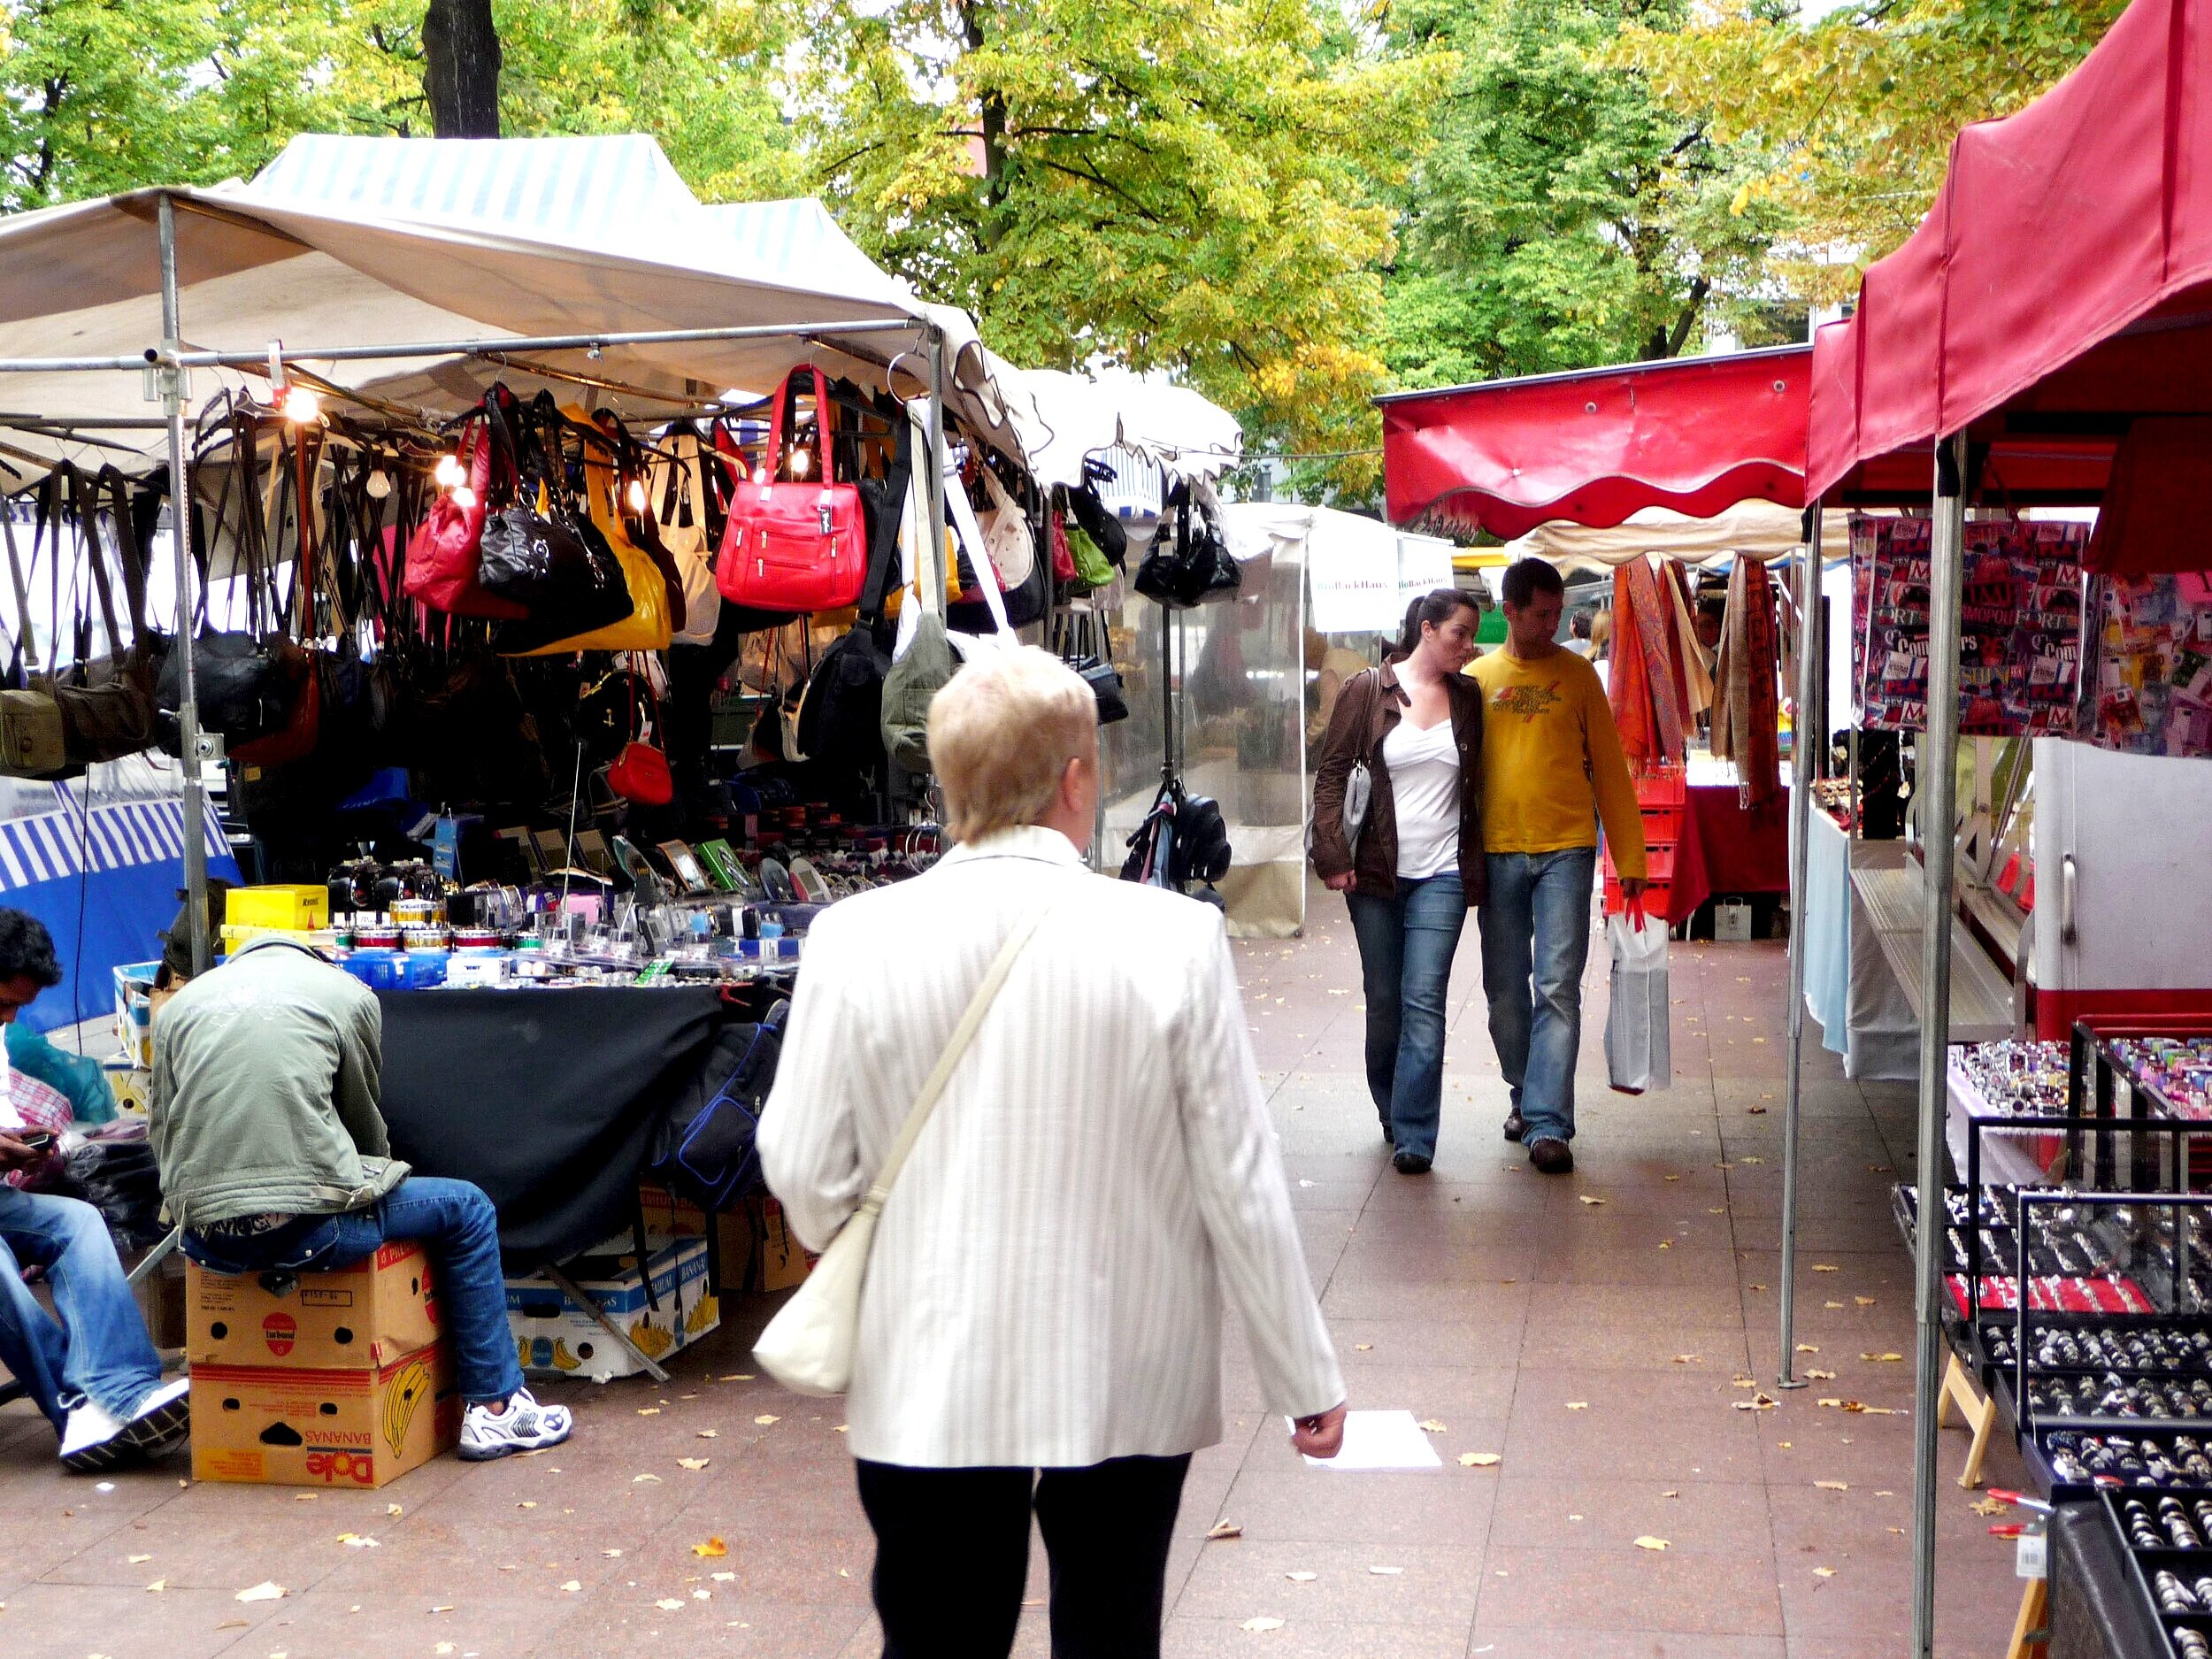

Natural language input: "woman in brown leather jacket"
[1310,590,1485,1173]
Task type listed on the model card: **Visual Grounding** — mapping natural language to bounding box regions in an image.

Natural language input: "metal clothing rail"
[0,189,954,972]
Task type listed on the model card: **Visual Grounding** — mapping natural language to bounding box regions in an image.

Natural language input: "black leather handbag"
[479,394,636,648]
[1134,482,1240,610]
[1053,609,1127,726]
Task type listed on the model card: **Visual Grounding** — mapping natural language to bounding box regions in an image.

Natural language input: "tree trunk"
[423,0,502,138]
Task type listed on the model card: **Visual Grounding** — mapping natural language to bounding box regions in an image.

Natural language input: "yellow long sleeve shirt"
[1466,648,1647,879]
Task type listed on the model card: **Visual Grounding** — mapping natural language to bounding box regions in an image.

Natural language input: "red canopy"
[1809,0,2212,519]
[1380,347,1809,537]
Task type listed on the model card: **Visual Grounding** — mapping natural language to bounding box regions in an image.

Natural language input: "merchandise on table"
[2082,572,2212,757]
[1849,514,2087,733]
[2045,1429,2212,1487]
[2101,1489,2212,1659]
[2030,1372,2212,1421]
[1954,1039,2073,1118]
[1988,1322,2212,1374]
[2110,1036,2212,1120]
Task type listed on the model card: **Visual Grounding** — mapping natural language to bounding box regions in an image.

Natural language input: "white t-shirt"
[1382,717,1461,880]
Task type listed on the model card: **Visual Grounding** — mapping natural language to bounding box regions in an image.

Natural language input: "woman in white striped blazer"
[761,648,1346,1659]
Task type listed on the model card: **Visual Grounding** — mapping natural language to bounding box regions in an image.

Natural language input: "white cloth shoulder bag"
[754,902,1055,1395]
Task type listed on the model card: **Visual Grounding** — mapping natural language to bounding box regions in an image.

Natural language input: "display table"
[375,986,731,1272]
[1664,784,1790,925]
[1801,813,1920,1080]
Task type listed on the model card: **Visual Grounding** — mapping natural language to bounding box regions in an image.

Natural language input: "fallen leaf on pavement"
[1368,1565,1403,1576]
[636,1408,661,1417]
[697,1430,718,1440]
[387,1504,403,1517]
[692,1538,729,1558]
[1815,1480,1849,1491]
[1807,1369,1837,1380]
[559,1580,581,1593]
[633,1473,662,1484]
[1634,1537,1670,1551]
[677,1458,711,1471]
[603,1549,624,1557]
[336,1533,379,1548]
[127,1555,151,1564]
[1460,1453,1502,1467]
[1813,1567,1837,1578]
[1970,1497,2009,1517]
[1241,1617,1286,1632]
[1748,1283,1768,1292]
[1672,1355,1701,1364]
[712,1571,735,1582]
[1565,1402,1589,1411]
[1739,1156,1764,1164]
[656,1598,687,1611]
[1578,1195,1607,1206]
[1418,1420,1448,1433]
[1662,1490,1680,1499]
[234,1583,285,1603]
[1855,1296,1878,1307]
[1286,1571,1317,1583]
[144,1579,165,1593]
[1207,1522,1244,1540]
[1795,1344,1820,1354]
[1732,1394,1779,1410]
[754,1415,780,1425]
[1862,1353,1903,1363]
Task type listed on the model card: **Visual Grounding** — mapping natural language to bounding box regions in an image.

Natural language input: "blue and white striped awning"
[0,791,229,894]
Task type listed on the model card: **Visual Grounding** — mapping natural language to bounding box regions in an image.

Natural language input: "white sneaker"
[120,1378,192,1456]
[459,1387,572,1461]
[58,1398,128,1472]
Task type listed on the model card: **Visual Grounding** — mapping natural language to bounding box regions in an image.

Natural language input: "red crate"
[1603,875,1670,918]
[1632,765,1686,809]
[1640,804,1683,845]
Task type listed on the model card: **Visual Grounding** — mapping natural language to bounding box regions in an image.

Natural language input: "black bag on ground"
[649,1001,789,1211]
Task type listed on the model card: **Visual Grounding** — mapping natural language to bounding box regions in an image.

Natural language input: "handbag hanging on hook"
[715,366,869,614]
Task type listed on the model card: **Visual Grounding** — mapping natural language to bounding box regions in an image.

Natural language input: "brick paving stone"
[0,889,2024,1657]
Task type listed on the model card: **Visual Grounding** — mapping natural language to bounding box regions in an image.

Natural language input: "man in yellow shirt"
[1468,560,1647,1175]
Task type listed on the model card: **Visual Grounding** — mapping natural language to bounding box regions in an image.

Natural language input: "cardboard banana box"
[505,1237,717,1384]
[187,1240,441,1371]
[190,1342,457,1488]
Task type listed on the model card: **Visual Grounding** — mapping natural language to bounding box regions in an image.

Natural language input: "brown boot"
[1528,1138,1575,1175]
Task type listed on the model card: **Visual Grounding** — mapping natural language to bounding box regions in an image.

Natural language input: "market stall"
[1806,0,2212,1644]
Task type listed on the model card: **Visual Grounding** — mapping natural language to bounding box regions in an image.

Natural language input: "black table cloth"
[375,986,729,1271]
[2050,1496,2167,1659]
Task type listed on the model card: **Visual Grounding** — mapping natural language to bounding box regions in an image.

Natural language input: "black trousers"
[855,1452,1192,1659]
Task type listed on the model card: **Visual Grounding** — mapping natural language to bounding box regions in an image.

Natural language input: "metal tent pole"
[1778,509,1822,1388]
[926,326,948,621]
[157,194,211,975]
[1910,432,1968,1659]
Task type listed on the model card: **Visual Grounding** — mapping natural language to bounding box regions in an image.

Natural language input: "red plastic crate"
[1640,804,1683,844]
[1603,875,1670,918]
[1632,765,1686,809]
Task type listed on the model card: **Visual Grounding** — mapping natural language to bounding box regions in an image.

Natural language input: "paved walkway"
[0,905,2027,1656]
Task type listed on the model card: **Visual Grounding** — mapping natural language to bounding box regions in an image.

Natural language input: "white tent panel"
[1504,502,1852,571]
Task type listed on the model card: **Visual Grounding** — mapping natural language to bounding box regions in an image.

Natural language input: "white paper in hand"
[1300,1409,1443,1471]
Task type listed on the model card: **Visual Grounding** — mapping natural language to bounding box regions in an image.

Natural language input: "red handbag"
[1049,509,1077,583]
[714,367,868,612]
[605,663,674,806]
[403,413,526,618]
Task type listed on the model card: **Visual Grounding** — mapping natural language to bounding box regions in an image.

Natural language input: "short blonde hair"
[928,646,1097,843]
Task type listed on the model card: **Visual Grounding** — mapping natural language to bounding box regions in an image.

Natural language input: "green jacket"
[150,936,408,1229]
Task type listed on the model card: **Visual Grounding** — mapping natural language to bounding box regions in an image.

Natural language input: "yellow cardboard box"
[635,1181,708,1244]
[756,1196,814,1292]
[187,1240,441,1371]
[190,1343,457,1489]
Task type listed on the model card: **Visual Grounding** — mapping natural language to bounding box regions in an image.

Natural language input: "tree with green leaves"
[1379,0,1786,395]
[0,0,797,213]
[1617,0,2126,302]
[794,0,1453,495]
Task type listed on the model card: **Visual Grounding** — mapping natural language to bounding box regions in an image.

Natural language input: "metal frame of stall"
[0,190,958,976]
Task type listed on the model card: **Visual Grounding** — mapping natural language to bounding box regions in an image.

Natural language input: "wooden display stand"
[1936,1351,2001,1489]
[2005,1577,2048,1659]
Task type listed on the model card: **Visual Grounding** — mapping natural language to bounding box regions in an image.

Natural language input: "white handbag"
[978,465,1036,588]
[652,429,722,647]
[753,903,1055,1396]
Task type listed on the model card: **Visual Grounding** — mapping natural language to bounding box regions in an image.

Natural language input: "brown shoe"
[1528,1138,1575,1175]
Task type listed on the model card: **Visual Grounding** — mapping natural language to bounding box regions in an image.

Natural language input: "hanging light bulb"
[626,478,649,514]
[434,453,465,489]
[788,446,812,480]
[365,469,394,500]
[280,385,321,425]
[450,485,478,511]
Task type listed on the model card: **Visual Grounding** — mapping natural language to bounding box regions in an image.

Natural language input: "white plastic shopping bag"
[1605,905,1671,1094]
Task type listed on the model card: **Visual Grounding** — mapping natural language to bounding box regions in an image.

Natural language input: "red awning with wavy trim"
[1379,347,1809,540]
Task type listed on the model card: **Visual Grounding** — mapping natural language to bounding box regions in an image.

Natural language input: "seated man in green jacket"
[150,936,571,1461]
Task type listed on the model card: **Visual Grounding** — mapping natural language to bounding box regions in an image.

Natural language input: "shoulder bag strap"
[67,463,124,659]
[853,898,1057,1221]
[3,491,35,676]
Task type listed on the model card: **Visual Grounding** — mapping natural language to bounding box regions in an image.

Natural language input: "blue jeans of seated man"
[1479,848,1599,1148]
[180,1176,523,1406]
[0,1185,167,1434]
[1345,872,1468,1162]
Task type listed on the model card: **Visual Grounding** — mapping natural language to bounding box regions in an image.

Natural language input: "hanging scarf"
[1713,557,1781,808]
[1664,559,1715,718]
[1620,557,1687,764]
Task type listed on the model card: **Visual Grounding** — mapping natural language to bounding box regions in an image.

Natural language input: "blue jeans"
[1479,849,1599,1146]
[180,1176,522,1406]
[1345,872,1468,1161]
[0,1185,166,1433]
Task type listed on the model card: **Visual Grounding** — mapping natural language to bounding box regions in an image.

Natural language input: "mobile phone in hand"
[13,1130,54,1153]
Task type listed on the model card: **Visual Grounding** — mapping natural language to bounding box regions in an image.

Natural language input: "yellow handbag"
[510,419,672,656]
